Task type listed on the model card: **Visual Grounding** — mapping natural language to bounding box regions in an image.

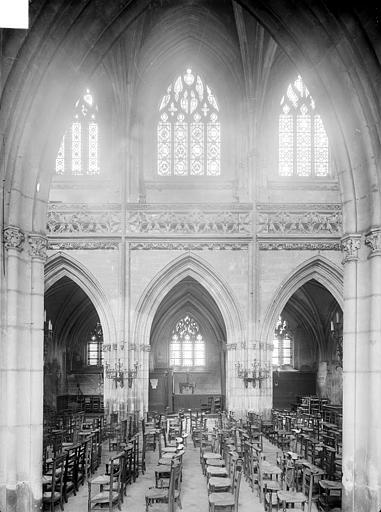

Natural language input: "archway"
[132,252,244,414]
[270,279,343,410]
[44,276,104,416]
[148,277,227,414]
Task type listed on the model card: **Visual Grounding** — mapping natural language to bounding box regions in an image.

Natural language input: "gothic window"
[169,314,205,367]
[157,68,220,177]
[272,315,293,367]
[279,75,329,177]
[87,322,103,367]
[55,89,99,175]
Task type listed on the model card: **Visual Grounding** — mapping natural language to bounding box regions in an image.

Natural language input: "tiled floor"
[63,435,320,512]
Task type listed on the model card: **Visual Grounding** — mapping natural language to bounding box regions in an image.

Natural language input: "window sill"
[267,178,339,191]
[145,177,236,191]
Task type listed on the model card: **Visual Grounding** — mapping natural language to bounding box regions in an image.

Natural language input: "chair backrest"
[108,453,123,503]
[233,459,243,509]
[50,453,66,497]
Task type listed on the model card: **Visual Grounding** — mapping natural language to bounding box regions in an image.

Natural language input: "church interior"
[0,1,380,511]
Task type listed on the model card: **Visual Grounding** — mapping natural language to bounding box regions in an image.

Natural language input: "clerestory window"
[279,75,329,177]
[169,314,205,368]
[157,68,220,177]
[55,89,99,176]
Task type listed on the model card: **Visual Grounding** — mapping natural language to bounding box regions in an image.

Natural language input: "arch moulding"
[132,252,245,347]
[44,251,117,346]
[260,255,343,347]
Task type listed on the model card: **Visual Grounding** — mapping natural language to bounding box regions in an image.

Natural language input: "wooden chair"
[62,444,79,502]
[301,465,326,512]
[87,453,123,512]
[208,453,238,495]
[146,461,178,512]
[77,440,88,489]
[145,460,182,512]
[277,489,307,511]
[42,453,66,512]
[208,459,242,512]
[258,460,282,510]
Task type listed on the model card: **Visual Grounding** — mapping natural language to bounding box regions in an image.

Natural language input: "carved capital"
[129,343,138,351]
[341,234,362,264]
[141,345,151,352]
[3,226,25,251]
[28,234,48,260]
[226,343,237,351]
[365,227,381,258]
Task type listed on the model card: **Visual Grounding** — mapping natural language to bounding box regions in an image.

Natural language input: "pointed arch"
[44,252,117,346]
[261,255,343,346]
[132,252,244,347]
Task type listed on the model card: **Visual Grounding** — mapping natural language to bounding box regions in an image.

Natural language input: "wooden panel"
[273,371,316,409]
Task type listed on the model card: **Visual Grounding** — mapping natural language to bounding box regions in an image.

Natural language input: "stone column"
[365,227,381,509]
[341,233,369,512]
[28,234,47,511]
[225,343,237,413]
[0,227,46,512]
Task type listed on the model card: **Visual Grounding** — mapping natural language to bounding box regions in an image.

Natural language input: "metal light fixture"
[105,359,140,388]
[236,360,271,388]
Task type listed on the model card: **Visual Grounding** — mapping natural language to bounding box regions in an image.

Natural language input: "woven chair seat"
[91,490,119,503]
[208,477,232,487]
[209,492,235,506]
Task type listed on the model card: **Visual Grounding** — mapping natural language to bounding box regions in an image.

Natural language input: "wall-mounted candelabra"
[330,311,343,368]
[105,359,140,388]
[235,360,272,388]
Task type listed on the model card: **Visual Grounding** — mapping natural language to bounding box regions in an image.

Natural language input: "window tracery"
[55,89,99,175]
[157,68,220,177]
[169,314,205,367]
[279,75,329,177]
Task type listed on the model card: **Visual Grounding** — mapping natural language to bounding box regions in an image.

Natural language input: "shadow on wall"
[317,361,343,405]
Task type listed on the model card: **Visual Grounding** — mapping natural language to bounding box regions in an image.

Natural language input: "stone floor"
[63,437,320,512]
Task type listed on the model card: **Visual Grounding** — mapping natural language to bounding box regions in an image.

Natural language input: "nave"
[44,410,341,512]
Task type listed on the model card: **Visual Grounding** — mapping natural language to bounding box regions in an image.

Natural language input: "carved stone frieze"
[341,234,362,264]
[48,240,119,250]
[257,204,342,235]
[3,226,25,251]
[130,241,249,250]
[365,227,381,257]
[258,241,341,251]
[126,209,251,235]
[47,204,121,234]
[28,234,48,260]
[128,344,138,351]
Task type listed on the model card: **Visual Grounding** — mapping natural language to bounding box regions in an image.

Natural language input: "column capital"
[28,233,48,260]
[3,225,25,251]
[341,233,362,264]
[365,227,381,258]
[226,343,237,351]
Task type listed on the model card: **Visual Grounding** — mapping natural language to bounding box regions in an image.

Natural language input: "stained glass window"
[87,322,103,367]
[272,315,293,367]
[55,88,99,175]
[279,76,329,177]
[157,68,220,176]
[169,314,205,367]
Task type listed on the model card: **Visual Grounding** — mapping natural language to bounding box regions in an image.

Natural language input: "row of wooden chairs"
[145,429,185,511]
